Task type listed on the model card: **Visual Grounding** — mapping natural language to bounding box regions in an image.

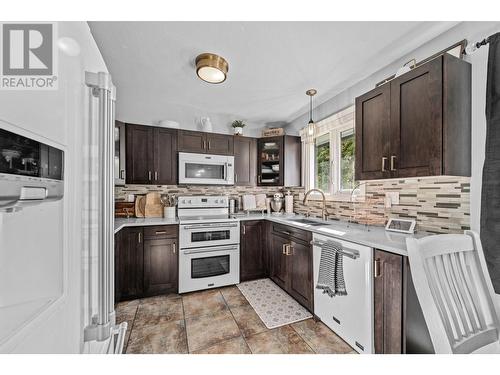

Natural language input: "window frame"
[301,105,364,202]
[314,122,355,197]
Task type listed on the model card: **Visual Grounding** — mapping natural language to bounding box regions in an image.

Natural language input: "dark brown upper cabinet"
[234,136,257,186]
[125,124,177,185]
[126,124,154,184]
[178,130,234,155]
[355,54,471,181]
[257,135,301,187]
[206,133,234,155]
[355,84,391,180]
[154,128,178,185]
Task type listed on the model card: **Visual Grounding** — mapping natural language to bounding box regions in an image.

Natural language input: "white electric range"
[177,196,240,293]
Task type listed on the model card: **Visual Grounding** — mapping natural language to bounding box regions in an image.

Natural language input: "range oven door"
[180,222,239,249]
[179,245,240,293]
[178,152,234,185]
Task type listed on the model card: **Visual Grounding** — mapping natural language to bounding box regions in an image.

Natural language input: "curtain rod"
[465,35,492,55]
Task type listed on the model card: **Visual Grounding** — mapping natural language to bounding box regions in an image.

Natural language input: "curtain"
[480,32,500,293]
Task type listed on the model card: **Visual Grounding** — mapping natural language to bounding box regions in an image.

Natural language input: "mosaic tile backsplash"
[115,176,470,234]
[293,177,470,234]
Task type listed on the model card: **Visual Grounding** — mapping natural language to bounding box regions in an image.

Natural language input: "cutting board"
[135,195,146,218]
[144,192,163,218]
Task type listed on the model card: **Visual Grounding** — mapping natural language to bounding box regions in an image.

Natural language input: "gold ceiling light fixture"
[195,53,229,84]
[306,89,317,139]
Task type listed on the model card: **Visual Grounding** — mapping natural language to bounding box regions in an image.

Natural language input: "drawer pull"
[332,315,340,325]
[390,155,397,171]
[381,157,388,172]
[374,258,382,278]
[155,231,167,235]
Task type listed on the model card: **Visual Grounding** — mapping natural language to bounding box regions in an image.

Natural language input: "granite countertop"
[114,213,430,256]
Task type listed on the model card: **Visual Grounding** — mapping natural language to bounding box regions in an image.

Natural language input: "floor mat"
[237,278,312,329]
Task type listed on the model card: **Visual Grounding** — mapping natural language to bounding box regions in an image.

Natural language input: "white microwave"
[178,152,234,185]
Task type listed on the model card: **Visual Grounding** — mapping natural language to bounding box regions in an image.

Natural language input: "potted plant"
[231,120,246,135]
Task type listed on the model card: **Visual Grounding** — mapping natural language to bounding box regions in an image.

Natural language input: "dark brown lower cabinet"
[288,239,314,310]
[144,237,178,296]
[240,220,266,282]
[115,225,178,302]
[373,249,434,354]
[270,233,289,290]
[269,224,313,312]
[115,227,144,301]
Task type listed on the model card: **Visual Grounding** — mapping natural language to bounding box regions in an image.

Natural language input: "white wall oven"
[179,243,239,293]
[179,221,239,249]
[178,152,234,185]
[178,196,240,293]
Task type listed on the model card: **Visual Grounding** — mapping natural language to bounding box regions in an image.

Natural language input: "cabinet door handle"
[155,231,167,235]
[390,155,397,171]
[154,171,158,180]
[258,175,261,184]
[381,157,388,172]
[119,169,125,179]
[235,174,238,183]
[172,243,176,254]
[138,232,142,243]
[203,140,206,149]
[282,244,286,255]
[242,224,246,235]
[286,244,293,256]
[208,141,211,150]
[148,171,152,181]
[374,258,381,278]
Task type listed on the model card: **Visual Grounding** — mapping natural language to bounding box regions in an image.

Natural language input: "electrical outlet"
[385,192,400,205]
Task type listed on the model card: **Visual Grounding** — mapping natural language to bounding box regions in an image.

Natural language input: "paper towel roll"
[285,194,294,214]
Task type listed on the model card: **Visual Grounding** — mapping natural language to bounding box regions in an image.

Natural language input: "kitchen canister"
[285,190,293,214]
[164,206,176,219]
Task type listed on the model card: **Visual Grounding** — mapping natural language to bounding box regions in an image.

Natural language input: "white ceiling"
[88,21,458,128]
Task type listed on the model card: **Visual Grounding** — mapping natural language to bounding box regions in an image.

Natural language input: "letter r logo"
[2,24,53,75]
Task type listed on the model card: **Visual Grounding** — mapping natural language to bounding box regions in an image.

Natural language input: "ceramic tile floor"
[116,286,357,354]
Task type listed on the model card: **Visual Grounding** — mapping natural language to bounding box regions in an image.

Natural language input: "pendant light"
[195,53,229,84]
[306,89,317,141]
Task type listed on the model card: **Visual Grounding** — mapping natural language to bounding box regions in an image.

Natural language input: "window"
[340,129,355,191]
[315,133,330,193]
[301,106,359,200]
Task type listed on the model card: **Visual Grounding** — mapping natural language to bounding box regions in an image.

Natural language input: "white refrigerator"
[0,21,124,353]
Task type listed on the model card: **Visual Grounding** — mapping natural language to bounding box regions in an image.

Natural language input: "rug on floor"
[237,278,312,329]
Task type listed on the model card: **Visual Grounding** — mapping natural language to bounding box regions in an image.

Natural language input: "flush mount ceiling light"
[195,53,229,84]
[306,89,317,139]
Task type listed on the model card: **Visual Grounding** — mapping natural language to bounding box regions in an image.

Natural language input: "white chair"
[406,231,500,354]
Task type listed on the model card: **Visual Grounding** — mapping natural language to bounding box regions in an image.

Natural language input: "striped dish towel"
[316,240,347,297]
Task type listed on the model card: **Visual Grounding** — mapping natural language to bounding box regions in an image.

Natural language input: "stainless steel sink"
[287,218,328,226]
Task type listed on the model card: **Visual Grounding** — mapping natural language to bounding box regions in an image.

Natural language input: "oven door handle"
[182,223,238,230]
[182,245,239,254]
